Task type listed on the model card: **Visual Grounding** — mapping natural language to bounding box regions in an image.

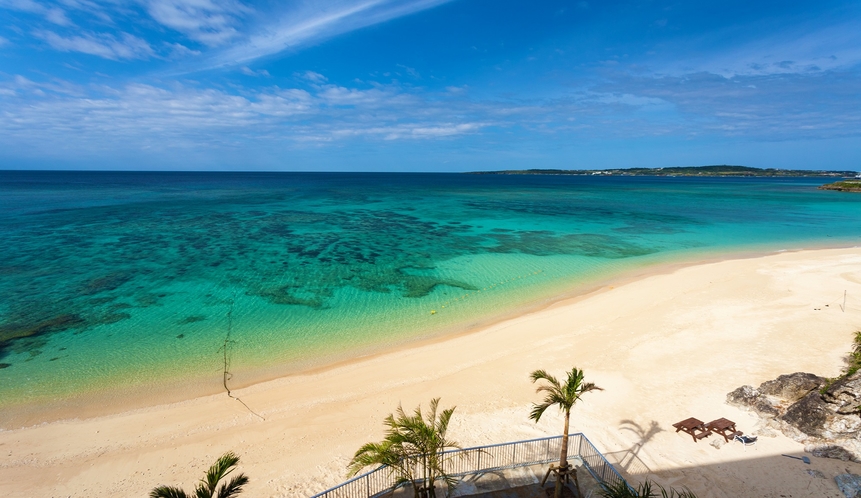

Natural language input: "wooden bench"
[705,418,741,442]
[673,417,710,442]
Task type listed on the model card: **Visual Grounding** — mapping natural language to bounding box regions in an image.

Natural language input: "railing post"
[366,475,370,497]
[579,434,584,461]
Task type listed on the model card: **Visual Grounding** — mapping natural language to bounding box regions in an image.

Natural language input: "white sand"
[3,247,861,498]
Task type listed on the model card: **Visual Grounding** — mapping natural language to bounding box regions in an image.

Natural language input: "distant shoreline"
[819,179,861,192]
[467,165,859,178]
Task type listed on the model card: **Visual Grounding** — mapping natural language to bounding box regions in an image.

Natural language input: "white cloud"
[37,30,155,59]
[165,42,201,58]
[396,64,420,78]
[660,19,861,78]
[240,65,269,77]
[592,93,670,108]
[0,36,8,47]
[0,0,80,25]
[330,122,484,140]
[318,84,410,106]
[143,0,250,46]
[301,70,328,83]
[210,0,454,67]
[0,0,47,14]
[44,6,71,25]
[0,77,490,154]
[2,0,455,70]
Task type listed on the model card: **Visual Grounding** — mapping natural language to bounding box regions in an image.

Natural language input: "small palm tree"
[600,479,697,498]
[348,398,460,498]
[348,438,419,495]
[150,451,248,498]
[530,367,603,498]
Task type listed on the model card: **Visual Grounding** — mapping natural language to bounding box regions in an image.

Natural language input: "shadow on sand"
[600,419,861,498]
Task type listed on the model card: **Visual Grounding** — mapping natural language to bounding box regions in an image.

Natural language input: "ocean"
[2,171,860,421]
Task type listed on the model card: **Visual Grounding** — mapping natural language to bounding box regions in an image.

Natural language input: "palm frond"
[437,406,455,436]
[529,401,552,422]
[347,441,400,477]
[198,452,239,497]
[598,479,696,498]
[427,397,441,425]
[598,479,638,498]
[150,486,191,498]
[216,474,249,498]
[530,369,561,389]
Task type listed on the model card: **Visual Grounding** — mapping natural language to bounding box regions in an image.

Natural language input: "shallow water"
[1,171,860,411]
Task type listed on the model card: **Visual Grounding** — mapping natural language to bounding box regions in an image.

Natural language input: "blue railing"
[310,433,629,498]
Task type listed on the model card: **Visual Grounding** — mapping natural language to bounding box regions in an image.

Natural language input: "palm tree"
[348,438,420,496]
[599,479,697,498]
[348,398,460,498]
[150,451,249,498]
[530,367,603,498]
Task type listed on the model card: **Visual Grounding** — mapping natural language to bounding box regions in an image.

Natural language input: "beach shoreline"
[3,240,858,431]
[2,246,861,498]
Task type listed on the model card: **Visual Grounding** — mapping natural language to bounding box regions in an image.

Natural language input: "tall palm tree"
[530,367,603,498]
[348,398,460,498]
[150,451,249,498]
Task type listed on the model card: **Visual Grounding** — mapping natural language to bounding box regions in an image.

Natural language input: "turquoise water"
[1,171,860,415]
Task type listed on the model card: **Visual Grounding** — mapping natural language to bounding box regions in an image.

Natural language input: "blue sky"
[0,0,859,171]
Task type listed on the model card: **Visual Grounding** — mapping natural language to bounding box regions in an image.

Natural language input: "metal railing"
[310,433,629,498]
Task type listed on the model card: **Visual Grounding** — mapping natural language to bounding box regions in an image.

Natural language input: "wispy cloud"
[658,19,861,78]
[36,30,155,60]
[2,0,456,70]
[210,0,454,67]
[300,71,328,83]
[0,74,486,155]
[595,69,861,140]
[3,61,859,162]
[165,42,201,59]
[143,0,250,47]
[240,65,270,77]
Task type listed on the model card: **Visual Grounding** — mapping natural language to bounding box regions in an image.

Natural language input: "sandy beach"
[2,247,861,498]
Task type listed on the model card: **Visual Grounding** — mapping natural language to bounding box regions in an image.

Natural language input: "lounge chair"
[735,434,757,450]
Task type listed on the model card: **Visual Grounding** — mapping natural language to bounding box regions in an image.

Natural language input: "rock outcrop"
[727,371,861,461]
[835,474,861,498]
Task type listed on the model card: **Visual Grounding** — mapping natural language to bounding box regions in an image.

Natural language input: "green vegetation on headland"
[819,180,861,192]
[468,165,859,177]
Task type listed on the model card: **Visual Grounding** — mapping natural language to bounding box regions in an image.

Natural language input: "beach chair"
[734,434,758,450]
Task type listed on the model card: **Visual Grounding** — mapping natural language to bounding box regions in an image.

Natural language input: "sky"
[0,0,859,171]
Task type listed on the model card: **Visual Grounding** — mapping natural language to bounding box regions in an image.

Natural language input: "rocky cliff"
[727,371,861,461]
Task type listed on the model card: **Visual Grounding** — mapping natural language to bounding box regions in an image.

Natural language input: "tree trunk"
[554,409,571,498]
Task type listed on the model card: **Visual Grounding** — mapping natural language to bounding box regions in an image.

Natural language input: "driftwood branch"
[218,294,265,420]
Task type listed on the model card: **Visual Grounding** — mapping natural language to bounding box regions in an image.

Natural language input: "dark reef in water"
[5,171,859,373]
[1,187,663,364]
